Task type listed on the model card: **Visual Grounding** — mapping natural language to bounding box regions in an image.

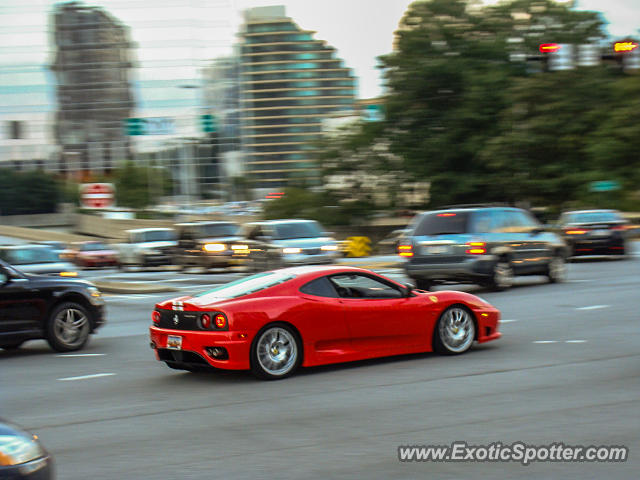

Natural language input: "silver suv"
[400,206,568,290]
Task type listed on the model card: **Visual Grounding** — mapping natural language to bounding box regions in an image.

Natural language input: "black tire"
[46,302,91,352]
[432,305,476,355]
[487,259,514,291]
[0,341,25,350]
[413,278,432,291]
[250,323,302,380]
[546,253,567,283]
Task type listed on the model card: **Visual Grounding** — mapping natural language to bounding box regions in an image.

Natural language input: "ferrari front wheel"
[433,306,476,355]
[250,323,301,380]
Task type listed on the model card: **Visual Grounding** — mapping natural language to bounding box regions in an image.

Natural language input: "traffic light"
[613,40,640,71]
[200,114,217,133]
[124,118,145,136]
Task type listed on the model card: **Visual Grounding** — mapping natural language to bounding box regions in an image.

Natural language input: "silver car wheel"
[493,261,514,289]
[548,255,567,283]
[438,307,475,353]
[53,307,89,348]
[256,327,298,377]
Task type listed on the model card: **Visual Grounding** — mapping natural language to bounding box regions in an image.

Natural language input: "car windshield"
[199,223,240,237]
[194,271,296,299]
[0,247,60,265]
[273,221,323,239]
[413,212,470,236]
[566,212,622,223]
[81,243,109,251]
[141,230,176,242]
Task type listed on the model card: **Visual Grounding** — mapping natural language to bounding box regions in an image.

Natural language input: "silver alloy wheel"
[438,307,475,353]
[493,261,514,289]
[53,307,89,348]
[256,327,298,377]
[548,255,567,282]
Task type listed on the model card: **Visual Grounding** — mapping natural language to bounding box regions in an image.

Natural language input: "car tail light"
[565,229,588,235]
[200,314,211,329]
[466,242,487,255]
[611,225,627,231]
[398,244,413,257]
[214,313,227,329]
[152,311,161,324]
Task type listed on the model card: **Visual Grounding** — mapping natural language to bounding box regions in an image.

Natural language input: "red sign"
[80,183,115,209]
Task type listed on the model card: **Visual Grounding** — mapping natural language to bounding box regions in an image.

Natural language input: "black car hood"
[21,272,94,289]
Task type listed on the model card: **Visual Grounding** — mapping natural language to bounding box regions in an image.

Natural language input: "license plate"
[424,245,450,255]
[167,335,182,350]
[591,229,609,237]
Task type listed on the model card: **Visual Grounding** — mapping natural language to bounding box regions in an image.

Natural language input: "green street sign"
[590,180,621,192]
[200,114,217,133]
[125,117,145,136]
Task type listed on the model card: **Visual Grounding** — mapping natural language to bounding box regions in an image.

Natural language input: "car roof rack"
[433,203,509,210]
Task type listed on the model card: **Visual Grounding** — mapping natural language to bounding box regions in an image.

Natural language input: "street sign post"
[80,183,115,209]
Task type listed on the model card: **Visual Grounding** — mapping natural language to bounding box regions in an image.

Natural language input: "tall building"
[50,1,134,179]
[238,6,357,190]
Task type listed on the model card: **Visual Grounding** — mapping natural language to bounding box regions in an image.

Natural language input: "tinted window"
[273,221,323,239]
[194,271,295,299]
[0,247,60,265]
[566,212,622,223]
[471,210,492,233]
[414,212,470,236]
[81,243,109,251]
[329,274,403,299]
[300,277,338,298]
[198,223,240,237]
[143,230,176,242]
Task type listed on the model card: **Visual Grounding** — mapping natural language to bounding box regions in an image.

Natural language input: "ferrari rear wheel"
[251,323,301,380]
[433,306,476,355]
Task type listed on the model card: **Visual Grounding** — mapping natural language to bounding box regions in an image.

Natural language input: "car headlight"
[203,243,226,252]
[0,434,45,466]
[282,247,301,254]
[320,245,338,251]
[86,286,104,305]
[475,296,493,306]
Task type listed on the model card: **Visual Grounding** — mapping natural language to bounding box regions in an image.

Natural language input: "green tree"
[0,169,61,215]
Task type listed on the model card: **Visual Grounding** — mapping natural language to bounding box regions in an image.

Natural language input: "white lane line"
[565,340,587,344]
[533,340,559,344]
[576,305,610,311]
[56,353,105,357]
[500,319,519,323]
[58,373,116,381]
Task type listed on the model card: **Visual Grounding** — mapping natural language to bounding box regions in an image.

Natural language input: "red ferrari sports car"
[149,266,501,379]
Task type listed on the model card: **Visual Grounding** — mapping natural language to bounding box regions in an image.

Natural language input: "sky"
[1,0,639,100]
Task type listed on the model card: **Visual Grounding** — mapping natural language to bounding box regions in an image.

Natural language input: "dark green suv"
[400,206,568,291]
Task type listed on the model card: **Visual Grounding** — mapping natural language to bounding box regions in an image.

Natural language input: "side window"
[329,274,403,299]
[471,211,492,233]
[299,277,338,298]
[505,210,538,233]
[490,210,510,233]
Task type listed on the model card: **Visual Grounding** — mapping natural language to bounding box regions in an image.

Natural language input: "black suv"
[400,206,568,290]
[0,260,105,351]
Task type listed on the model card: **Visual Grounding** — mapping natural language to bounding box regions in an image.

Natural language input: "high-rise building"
[238,6,357,190]
[50,1,134,179]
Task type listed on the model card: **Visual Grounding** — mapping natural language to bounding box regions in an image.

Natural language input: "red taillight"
[466,241,487,255]
[215,314,227,329]
[437,213,456,217]
[152,311,161,324]
[565,229,588,235]
[398,244,413,257]
[201,314,211,329]
[611,225,627,231]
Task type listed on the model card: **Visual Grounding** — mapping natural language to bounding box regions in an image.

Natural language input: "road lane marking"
[58,373,116,381]
[533,340,558,344]
[500,319,519,323]
[576,305,610,311]
[565,340,587,344]
[56,353,105,357]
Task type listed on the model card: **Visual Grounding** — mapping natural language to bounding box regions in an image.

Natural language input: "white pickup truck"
[116,228,177,270]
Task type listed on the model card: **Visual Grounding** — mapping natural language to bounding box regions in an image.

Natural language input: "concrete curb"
[94,281,179,294]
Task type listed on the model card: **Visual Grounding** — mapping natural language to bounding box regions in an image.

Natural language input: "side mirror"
[402,283,414,297]
[0,271,9,286]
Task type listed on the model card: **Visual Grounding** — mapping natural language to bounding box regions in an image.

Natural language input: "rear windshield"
[81,243,109,251]
[198,223,240,237]
[273,221,323,239]
[194,271,296,299]
[565,212,622,223]
[0,247,60,265]
[413,212,470,236]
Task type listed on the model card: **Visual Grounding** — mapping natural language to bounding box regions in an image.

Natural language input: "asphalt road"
[1,252,639,479]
